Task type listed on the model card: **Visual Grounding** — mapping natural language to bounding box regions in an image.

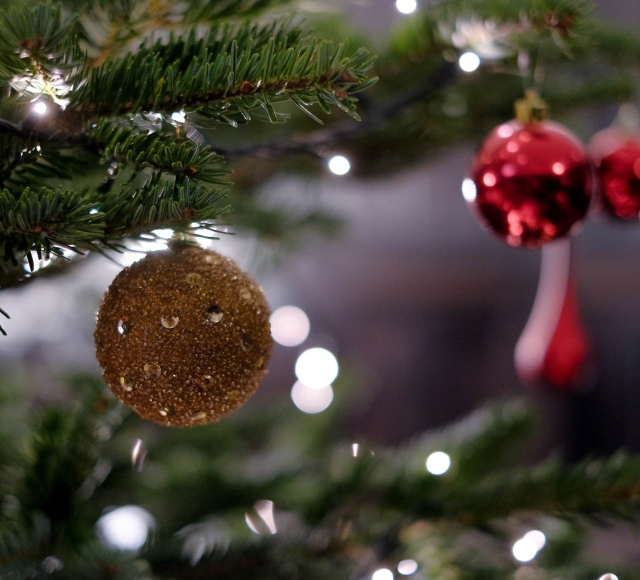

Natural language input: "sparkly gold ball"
[94,245,273,427]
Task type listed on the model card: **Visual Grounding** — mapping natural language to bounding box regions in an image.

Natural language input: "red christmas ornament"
[465,93,592,248]
[589,126,640,219]
[514,239,592,392]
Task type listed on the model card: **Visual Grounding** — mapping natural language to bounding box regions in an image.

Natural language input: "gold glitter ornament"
[94,245,273,427]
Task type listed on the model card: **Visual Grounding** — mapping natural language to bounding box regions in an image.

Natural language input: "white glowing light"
[599,575,619,580]
[512,538,538,562]
[245,513,261,534]
[291,381,334,414]
[328,155,351,175]
[96,505,155,551]
[372,569,394,580]
[89,208,99,214]
[426,451,451,475]
[33,101,47,115]
[171,110,186,123]
[152,228,174,240]
[458,52,480,72]
[295,347,339,389]
[245,500,277,535]
[352,443,360,457]
[395,0,417,14]
[270,306,310,347]
[523,530,546,551]
[255,500,277,534]
[461,178,477,202]
[397,559,418,575]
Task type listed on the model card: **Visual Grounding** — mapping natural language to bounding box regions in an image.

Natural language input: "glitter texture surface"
[95,246,273,427]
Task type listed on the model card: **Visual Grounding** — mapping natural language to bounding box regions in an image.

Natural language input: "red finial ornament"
[514,239,592,392]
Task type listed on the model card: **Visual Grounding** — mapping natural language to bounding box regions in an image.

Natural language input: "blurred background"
[3,0,640,464]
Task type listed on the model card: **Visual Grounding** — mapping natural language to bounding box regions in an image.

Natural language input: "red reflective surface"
[515,239,592,393]
[468,120,592,248]
[589,127,640,219]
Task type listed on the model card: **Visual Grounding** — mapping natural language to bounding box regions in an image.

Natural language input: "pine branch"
[71,23,376,124]
[0,3,83,103]
[75,0,296,66]
[90,119,230,186]
[0,187,103,267]
[100,176,230,238]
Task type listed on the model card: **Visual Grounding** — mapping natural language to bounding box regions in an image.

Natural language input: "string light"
[426,451,451,475]
[397,559,418,575]
[295,347,339,388]
[96,506,155,551]
[291,381,334,414]
[270,306,310,347]
[512,530,546,562]
[33,101,47,115]
[598,575,619,580]
[512,538,537,562]
[171,110,186,123]
[395,0,417,14]
[458,52,481,72]
[372,569,394,580]
[328,155,351,175]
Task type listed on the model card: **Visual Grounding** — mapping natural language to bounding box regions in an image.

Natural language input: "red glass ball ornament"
[589,127,640,219]
[466,120,592,248]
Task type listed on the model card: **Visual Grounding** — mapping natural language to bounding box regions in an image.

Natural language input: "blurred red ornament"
[465,119,592,248]
[514,239,592,392]
[589,126,640,219]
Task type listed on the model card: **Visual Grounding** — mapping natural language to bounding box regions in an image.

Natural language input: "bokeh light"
[461,178,477,202]
[96,505,155,551]
[395,0,417,14]
[33,101,47,115]
[291,381,334,414]
[523,530,546,551]
[171,110,186,123]
[397,559,418,575]
[270,306,310,346]
[328,155,351,175]
[512,538,538,562]
[458,52,480,72]
[426,451,451,475]
[372,568,394,580]
[294,347,339,388]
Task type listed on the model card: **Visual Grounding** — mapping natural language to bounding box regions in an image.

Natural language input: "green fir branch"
[0,187,103,267]
[100,176,229,237]
[0,3,83,101]
[71,23,376,124]
[90,119,230,186]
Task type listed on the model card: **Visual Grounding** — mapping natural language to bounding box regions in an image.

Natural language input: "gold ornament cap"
[94,245,273,427]
[514,89,549,124]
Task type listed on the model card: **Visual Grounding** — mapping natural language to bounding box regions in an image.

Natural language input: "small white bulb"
[328,155,351,175]
[295,347,339,389]
[397,559,418,575]
[96,506,155,551]
[459,52,480,72]
[461,178,477,202]
[171,110,186,123]
[512,538,538,562]
[372,568,394,580]
[396,0,417,14]
[33,101,47,115]
[523,530,546,551]
[426,451,451,475]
